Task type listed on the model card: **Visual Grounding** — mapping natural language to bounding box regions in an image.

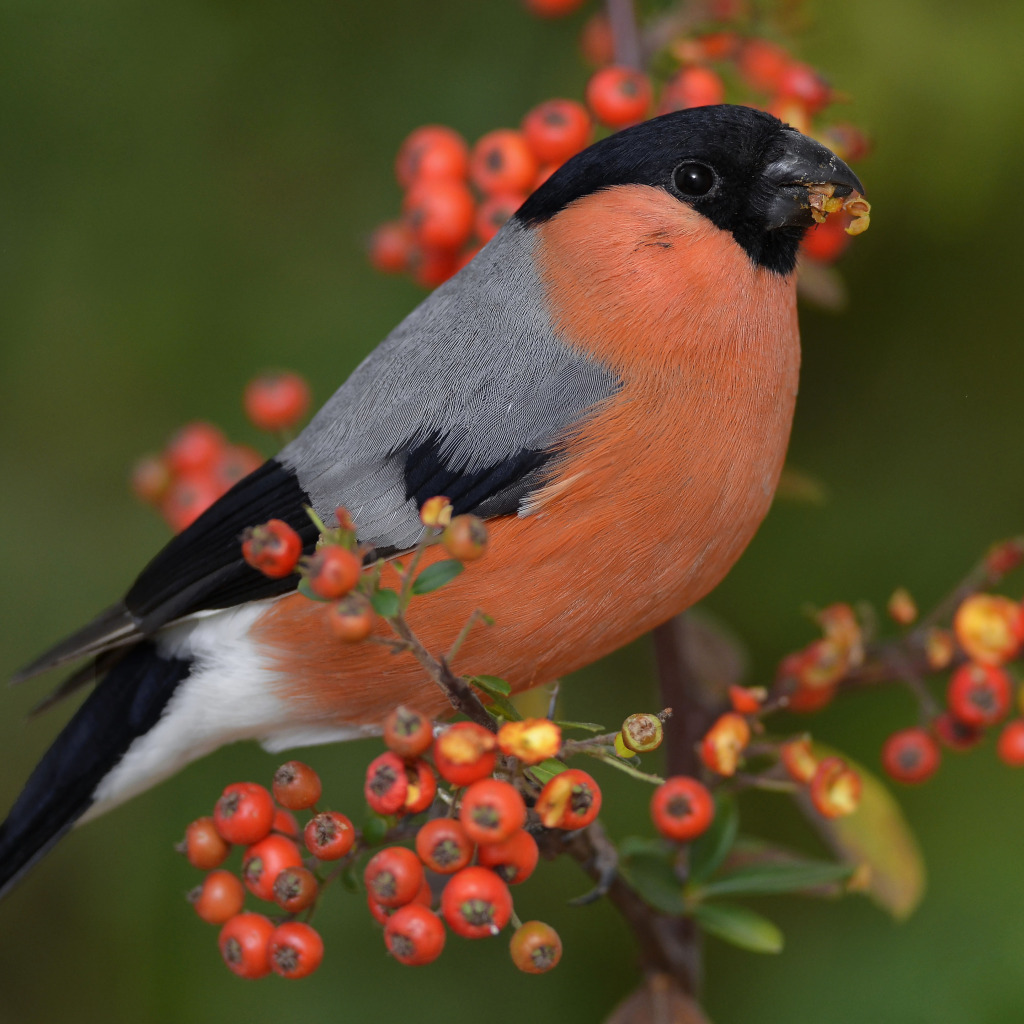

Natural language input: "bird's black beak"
[762,129,865,230]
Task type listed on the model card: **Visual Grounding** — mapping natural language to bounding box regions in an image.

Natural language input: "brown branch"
[605,0,643,69]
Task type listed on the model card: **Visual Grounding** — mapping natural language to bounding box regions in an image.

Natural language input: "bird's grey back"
[279,220,620,553]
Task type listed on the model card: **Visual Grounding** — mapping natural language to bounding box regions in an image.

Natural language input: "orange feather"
[253,185,799,725]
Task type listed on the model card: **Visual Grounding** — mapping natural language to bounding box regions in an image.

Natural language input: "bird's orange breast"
[253,186,799,725]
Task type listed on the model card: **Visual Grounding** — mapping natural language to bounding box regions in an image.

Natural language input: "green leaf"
[618,835,675,860]
[799,744,926,920]
[526,758,568,785]
[470,674,511,698]
[554,720,606,733]
[696,860,854,899]
[483,693,522,722]
[620,852,687,915]
[370,588,400,618]
[410,559,463,595]
[691,902,784,954]
[688,792,739,885]
[296,576,332,603]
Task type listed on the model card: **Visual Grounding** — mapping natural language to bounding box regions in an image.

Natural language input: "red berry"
[365,751,410,815]
[585,67,652,129]
[699,713,751,776]
[509,920,562,974]
[469,130,539,196]
[997,719,1024,766]
[304,545,362,599]
[273,761,322,810]
[650,776,714,842]
[521,99,592,164]
[474,193,525,245]
[659,66,725,113]
[441,867,513,939]
[272,865,319,913]
[738,38,790,92]
[933,711,984,752]
[441,515,488,562]
[881,728,941,784]
[402,759,438,815]
[778,62,831,114]
[325,593,376,642]
[165,421,226,475]
[364,847,425,908]
[385,904,447,966]
[219,913,275,979]
[368,220,417,274]
[383,706,434,760]
[432,722,498,786]
[190,869,245,925]
[476,828,538,885]
[947,662,1012,728]
[131,455,171,505]
[241,519,303,579]
[210,444,263,492]
[459,779,527,846]
[303,810,355,860]
[535,769,602,829]
[580,12,614,66]
[269,921,324,979]
[727,685,765,716]
[800,215,852,265]
[160,472,222,532]
[403,179,476,251]
[409,245,458,288]
[415,818,474,875]
[809,756,861,818]
[214,782,275,846]
[242,834,303,902]
[181,816,231,870]
[368,877,431,926]
[395,125,470,189]
[243,372,311,433]
[272,808,300,838]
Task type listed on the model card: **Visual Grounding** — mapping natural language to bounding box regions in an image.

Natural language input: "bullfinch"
[0,104,864,898]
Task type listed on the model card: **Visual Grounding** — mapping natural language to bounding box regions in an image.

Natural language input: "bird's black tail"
[0,642,192,900]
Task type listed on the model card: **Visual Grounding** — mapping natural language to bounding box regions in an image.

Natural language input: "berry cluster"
[132,371,311,533]
[775,537,1024,789]
[368,11,870,287]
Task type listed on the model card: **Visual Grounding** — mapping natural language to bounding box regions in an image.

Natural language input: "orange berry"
[650,776,714,842]
[269,921,324,979]
[777,62,831,114]
[474,193,525,245]
[241,834,303,902]
[272,808,300,838]
[395,125,470,189]
[727,686,765,716]
[933,711,984,752]
[947,662,1012,728]
[997,719,1024,767]
[165,421,226,475]
[470,130,539,196]
[403,179,476,250]
[214,782,275,846]
[368,220,416,274]
[416,817,474,875]
[272,866,319,914]
[535,769,601,829]
[433,722,498,786]
[800,215,852,265]
[325,592,376,642]
[881,728,941,784]
[241,519,303,579]
[953,594,1024,665]
[383,705,435,760]
[272,760,322,810]
[476,828,538,885]
[659,66,725,113]
[210,444,262,493]
[364,846,425,908]
[779,736,817,783]
[385,904,446,966]
[459,778,527,845]
[303,810,355,860]
[409,246,458,288]
[521,99,592,164]
[580,12,614,66]
[524,0,585,16]
[181,816,231,870]
[442,514,489,560]
[243,372,311,433]
[219,913,275,979]
[887,587,918,626]
[809,757,861,818]
[402,759,438,815]
[738,38,790,92]
[699,712,751,776]
[304,545,362,600]
[131,455,171,505]
[419,495,453,527]
[586,67,652,129]
[365,751,410,815]
[497,718,562,764]
[441,866,512,938]
[160,472,222,532]
[510,920,562,974]
[925,628,955,670]
[190,869,245,925]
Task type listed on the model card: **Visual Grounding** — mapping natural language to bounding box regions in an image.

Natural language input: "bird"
[0,104,864,899]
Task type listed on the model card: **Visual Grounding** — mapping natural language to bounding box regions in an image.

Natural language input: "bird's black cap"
[516,104,864,276]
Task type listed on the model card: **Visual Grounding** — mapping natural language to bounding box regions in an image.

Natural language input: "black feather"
[0,643,192,900]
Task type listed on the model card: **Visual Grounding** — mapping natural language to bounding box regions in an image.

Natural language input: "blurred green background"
[1,1,1022,1021]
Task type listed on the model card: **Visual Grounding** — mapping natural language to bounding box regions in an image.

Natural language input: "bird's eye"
[673,162,716,197]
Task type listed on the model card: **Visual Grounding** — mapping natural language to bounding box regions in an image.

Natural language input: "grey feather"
[280,220,620,552]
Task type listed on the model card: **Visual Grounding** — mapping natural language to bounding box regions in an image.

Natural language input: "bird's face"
[517,104,864,276]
